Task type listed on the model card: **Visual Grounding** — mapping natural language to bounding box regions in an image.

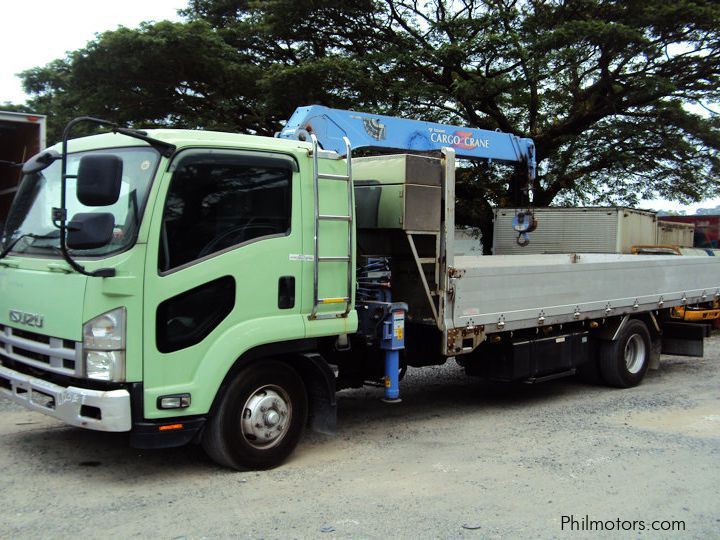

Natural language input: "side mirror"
[77,155,123,206]
[67,213,115,250]
[22,149,61,175]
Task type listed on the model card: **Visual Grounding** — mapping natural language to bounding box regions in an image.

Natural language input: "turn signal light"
[158,424,183,432]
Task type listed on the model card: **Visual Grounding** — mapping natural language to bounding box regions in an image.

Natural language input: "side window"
[156,276,235,353]
[159,152,293,272]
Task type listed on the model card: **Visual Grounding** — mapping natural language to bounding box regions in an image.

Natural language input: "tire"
[202,361,308,470]
[598,319,651,388]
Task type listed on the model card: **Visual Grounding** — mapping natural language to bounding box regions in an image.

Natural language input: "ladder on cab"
[309,134,354,320]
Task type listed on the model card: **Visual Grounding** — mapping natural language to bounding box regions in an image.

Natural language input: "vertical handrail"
[342,136,353,317]
[310,134,321,319]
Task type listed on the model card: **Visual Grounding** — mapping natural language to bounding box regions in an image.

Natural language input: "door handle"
[278,276,295,309]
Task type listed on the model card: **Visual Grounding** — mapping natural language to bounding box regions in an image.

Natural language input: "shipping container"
[656,221,695,247]
[493,207,657,254]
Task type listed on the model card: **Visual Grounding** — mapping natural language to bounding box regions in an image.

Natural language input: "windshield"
[1,147,159,257]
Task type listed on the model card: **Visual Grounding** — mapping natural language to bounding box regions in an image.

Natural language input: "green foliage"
[20,21,262,141]
[11,0,720,238]
[0,102,34,113]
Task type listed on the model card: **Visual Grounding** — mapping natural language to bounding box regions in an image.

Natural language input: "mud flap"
[661,322,710,357]
[300,353,337,434]
[649,336,662,370]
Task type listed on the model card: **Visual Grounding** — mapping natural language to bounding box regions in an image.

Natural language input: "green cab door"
[142,148,305,420]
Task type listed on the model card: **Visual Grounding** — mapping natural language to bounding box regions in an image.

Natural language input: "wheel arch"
[598,317,653,388]
[207,339,337,435]
[593,313,661,370]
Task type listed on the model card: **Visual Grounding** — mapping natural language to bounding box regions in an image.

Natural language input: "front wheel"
[599,319,651,388]
[202,361,308,470]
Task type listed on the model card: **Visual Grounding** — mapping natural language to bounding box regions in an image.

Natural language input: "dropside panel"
[451,253,720,335]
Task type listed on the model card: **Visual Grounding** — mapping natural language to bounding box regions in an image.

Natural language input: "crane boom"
[278,105,536,181]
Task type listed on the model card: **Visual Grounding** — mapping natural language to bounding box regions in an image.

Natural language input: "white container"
[656,221,694,247]
[0,110,47,224]
[492,207,657,254]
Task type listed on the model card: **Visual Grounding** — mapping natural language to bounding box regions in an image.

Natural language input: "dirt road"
[1,338,719,538]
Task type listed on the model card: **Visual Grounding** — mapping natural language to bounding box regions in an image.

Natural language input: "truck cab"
[0,129,355,469]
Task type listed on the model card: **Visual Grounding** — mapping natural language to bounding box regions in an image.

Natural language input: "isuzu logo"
[9,310,44,329]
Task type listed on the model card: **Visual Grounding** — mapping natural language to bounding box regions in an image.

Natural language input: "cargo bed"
[352,149,720,355]
[449,253,720,334]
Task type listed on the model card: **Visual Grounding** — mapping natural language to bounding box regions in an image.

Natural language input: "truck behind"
[0,111,46,227]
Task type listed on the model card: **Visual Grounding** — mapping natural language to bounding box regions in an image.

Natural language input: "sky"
[0,1,716,214]
[0,0,184,103]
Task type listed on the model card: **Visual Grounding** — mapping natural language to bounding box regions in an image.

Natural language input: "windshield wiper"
[0,231,60,260]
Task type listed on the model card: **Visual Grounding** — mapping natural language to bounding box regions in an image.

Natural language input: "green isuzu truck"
[1,107,718,470]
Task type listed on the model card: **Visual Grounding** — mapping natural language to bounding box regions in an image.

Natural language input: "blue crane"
[277,105,536,183]
[278,105,538,244]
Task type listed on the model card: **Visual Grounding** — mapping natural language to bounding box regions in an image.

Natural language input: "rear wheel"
[599,319,651,388]
[203,361,307,470]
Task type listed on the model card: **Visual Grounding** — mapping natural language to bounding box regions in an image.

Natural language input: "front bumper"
[0,364,131,432]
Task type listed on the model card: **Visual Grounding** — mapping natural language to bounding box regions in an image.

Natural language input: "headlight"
[83,308,126,381]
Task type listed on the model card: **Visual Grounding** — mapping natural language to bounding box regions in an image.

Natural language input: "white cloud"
[640,198,720,214]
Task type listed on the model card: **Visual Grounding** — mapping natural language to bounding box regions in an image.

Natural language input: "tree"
[20,20,265,141]
[16,0,720,246]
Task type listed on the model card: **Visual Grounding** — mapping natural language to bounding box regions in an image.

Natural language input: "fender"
[295,352,337,434]
[592,313,661,369]
[206,337,317,415]
[205,341,337,434]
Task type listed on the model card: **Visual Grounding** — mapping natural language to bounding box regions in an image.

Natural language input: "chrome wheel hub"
[241,385,291,450]
[624,334,646,374]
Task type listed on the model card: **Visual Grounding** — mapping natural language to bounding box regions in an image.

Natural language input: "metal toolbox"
[353,154,442,231]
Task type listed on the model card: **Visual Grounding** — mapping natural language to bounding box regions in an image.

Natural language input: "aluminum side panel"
[451,254,720,331]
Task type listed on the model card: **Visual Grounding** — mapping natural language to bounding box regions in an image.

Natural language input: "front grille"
[13,346,46,362]
[12,328,50,344]
[0,324,82,377]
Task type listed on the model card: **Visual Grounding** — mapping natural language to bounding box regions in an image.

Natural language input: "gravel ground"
[1,336,719,539]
